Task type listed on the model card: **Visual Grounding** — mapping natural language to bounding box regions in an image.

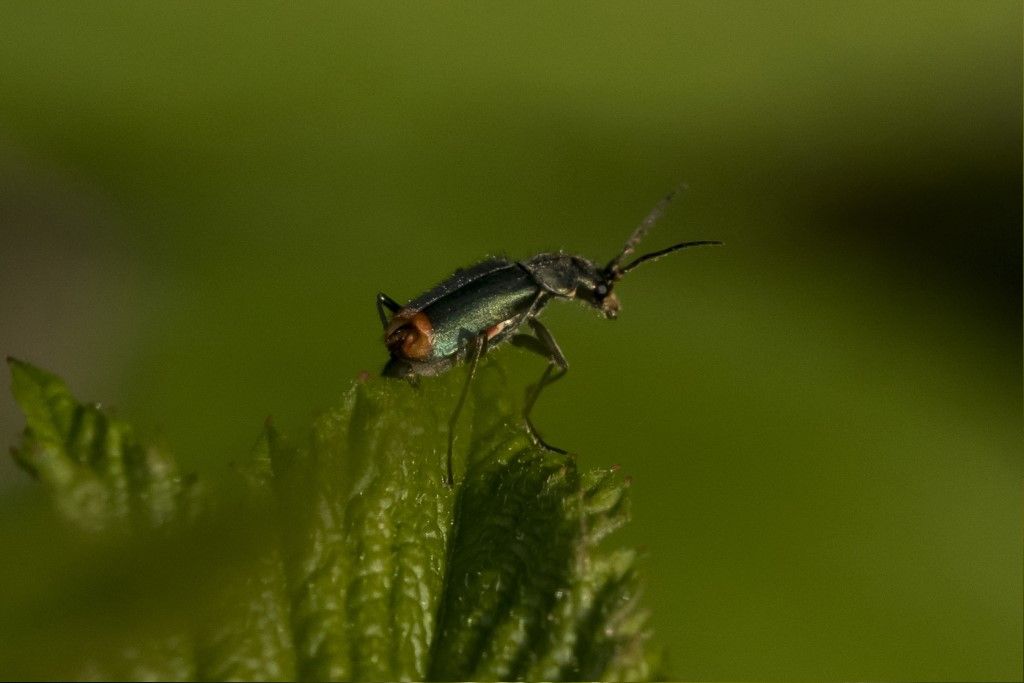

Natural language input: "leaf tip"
[7,356,52,384]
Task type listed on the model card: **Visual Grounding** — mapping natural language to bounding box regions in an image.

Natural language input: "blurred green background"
[0,2,1019,680]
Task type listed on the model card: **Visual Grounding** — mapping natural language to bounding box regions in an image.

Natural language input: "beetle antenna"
[605,183,688,276]
[619,240,722,275]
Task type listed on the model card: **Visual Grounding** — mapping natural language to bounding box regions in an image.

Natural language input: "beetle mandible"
[376,187,720,485]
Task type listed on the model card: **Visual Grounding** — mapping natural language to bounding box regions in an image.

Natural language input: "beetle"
[376,187,720,484]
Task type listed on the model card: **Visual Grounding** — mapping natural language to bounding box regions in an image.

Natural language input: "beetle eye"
[595,284,608,297]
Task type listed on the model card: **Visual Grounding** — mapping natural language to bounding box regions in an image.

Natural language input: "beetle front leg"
[376,292,401,329]
[446,333,488,486]
[513,318,568,454]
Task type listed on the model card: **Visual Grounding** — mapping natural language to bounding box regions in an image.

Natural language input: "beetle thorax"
[523,252,618,318]
[523,253,595,295]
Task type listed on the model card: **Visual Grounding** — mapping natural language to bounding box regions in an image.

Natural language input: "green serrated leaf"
[195,423,297,681]
[8,357,191,533]
[271,376,458,681]
[6,356,657,681]
[8,357,78,446]
[423,362,653,681]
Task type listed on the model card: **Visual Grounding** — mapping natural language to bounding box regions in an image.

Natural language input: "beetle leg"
[516,289,547,327]
[447,333,488,486]
[521,318,569,454]
[510,333,549,358]
[376,292,401,329]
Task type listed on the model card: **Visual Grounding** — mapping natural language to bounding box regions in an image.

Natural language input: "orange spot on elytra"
[385,309,434,360]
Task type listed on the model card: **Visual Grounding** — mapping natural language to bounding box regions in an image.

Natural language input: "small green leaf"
[8,357,190,532]
[8,357,77,445]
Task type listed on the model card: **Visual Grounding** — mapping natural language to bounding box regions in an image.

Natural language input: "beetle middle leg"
[446,332,488,486]
[512,318,568,454]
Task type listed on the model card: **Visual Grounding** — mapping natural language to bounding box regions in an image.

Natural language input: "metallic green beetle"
[377,188,720,484]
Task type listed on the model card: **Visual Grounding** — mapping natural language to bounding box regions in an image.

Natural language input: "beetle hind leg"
[523,365,568,454]
[513,318,569,454]
[446,333,488,486]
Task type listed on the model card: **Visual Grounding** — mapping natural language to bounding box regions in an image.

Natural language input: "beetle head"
[571,259,622,319]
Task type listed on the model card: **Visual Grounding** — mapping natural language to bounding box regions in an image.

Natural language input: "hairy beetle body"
[374,188,720,484]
